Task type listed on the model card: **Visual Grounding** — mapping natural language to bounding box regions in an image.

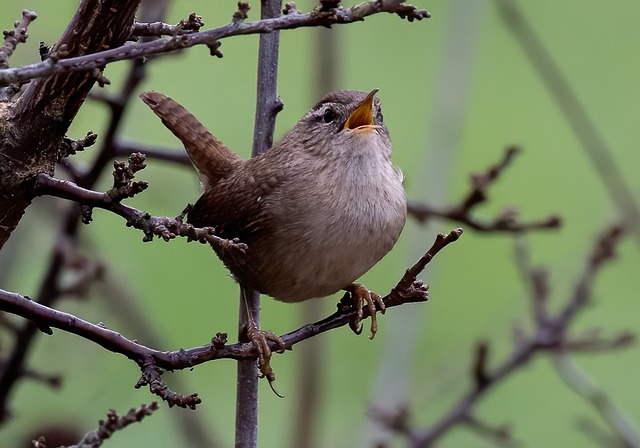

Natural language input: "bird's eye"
[323,108,336,123]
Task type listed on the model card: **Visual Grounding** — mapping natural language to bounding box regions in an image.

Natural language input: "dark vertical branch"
[251,0,284,156]
[236,1,283,447]
[235,286,261,448]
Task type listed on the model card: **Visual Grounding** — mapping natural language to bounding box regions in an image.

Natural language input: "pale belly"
[261,187,407,302]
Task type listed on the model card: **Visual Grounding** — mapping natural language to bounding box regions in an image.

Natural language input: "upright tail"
[140,91,240,186]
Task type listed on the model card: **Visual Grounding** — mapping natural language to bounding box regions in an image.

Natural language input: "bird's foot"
[344,283,386,339]
[246,321,286,392]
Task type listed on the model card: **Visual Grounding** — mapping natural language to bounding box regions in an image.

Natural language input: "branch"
[0,1,429,87]
[32,172,247,260]
[462,415,517,448]
[494,0,640,242]
[0,229,461,408]
[130,13,204,38]
[408,147,561,233]
[235,0,284,444]
[553,354,640,448]
[407,225,630,447]
[68,402,159,448]
[113,141,191,167]
[0,10,37,70]
[0,0,141,249]
[0,360,62,389]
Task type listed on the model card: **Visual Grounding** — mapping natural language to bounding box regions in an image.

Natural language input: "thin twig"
[69,402,159,448]
[0,10,37,69]
[32,173,248,256]
[113,141,191,167]
[130,14,204,38]
[407,147,561,233]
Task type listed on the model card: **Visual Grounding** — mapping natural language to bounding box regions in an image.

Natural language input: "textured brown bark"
[0,0,141,248]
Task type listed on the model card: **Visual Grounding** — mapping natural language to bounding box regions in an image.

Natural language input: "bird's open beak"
[344,89,379,131]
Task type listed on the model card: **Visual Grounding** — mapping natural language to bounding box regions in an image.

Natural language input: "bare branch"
[0,1,429,87]
[32,173,248,260]
[407,226,630,447]
[58,131,99,161]
[130,13,204,38]
[472,342,490,390]
[553,354,640,448]
[136,364,201,410]
[0,360,62,389]
[0,10,37,70]
[563,330,635,353]
[0,229,461,407]
[113,141,191,167]
[70,402,160,447]
[494,0,640,242]
[408,147,561,233]
[462,415,518,448]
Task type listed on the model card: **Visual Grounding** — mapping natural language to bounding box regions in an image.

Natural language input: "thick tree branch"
[0,228,461,408]
[0,0,141,249]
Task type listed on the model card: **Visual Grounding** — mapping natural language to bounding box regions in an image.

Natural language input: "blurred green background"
[1,0,639,447]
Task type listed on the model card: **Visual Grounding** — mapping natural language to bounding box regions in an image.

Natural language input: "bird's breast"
[261,154,407,302]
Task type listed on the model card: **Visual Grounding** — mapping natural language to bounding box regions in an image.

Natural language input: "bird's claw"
[345,283,386,339]
[246,322,285,394]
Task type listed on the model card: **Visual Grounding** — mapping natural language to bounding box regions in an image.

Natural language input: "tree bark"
[0,0,141,248]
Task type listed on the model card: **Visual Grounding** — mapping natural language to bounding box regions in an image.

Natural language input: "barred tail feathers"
[140,91,240,185]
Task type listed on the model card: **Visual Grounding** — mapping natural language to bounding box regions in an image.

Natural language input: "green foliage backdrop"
[2,0,639,447]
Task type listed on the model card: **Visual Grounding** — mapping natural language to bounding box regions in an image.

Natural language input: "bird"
[140,89,407,379]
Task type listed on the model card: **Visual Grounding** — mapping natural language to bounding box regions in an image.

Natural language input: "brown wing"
[187,154,283,243]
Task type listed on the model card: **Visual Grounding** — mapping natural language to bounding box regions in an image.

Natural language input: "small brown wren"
[140,89,406,369]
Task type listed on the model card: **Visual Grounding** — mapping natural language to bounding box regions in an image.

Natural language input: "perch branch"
[0,229,462,408]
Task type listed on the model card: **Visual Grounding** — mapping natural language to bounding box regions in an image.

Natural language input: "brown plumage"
[140,90,406,307]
